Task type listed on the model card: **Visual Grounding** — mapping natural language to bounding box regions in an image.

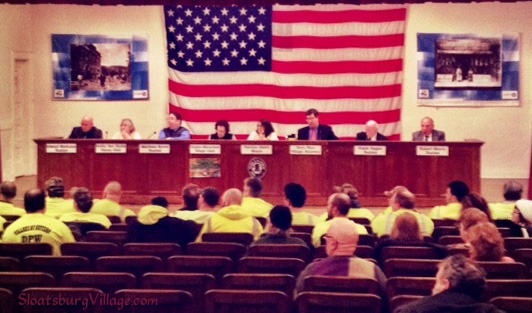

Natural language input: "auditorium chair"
[205,289,290,313]
[64,222,106,241]
[222,273,296,296]
[432,219,456,227]
[123,243,182,261]
[0,215,20,222]
[303,276,381,295]
[60,242,120,269]
[379,246,444,264]
[438,235,464,246]
[115,289,193,313]
[167,256,233,283]
[482,279,532,301]
[186,242,247,262]
[0,288,12,313]
[247,244,312,263]
[256,217,267,228]
[22,256,90,281]
[125,216,137,225]
[386,277,435,298]
[498,227,512,238]
[142,273,216,313]
[348,217,371,225]
[96,256,164,279]
[490,297,532,313]
[431,226,459,242]
[295,291,382,313]
[513,248,532,273]
[476,261,528,279]
[291,225,314,234]
[21,287,103,313]
[238,256,306,277]
[108,215,122,224]
[62,272,136,294]
[446,246,469,257]
[0,257,19,271]
[504,238,532,255]
[315,245,374,259]
[290,232,312,248]
[109,224,128,232]
[0,243,52,260]
[389,295,423,313]
[202,233,254,246]
[0,272,55,300]
[384,259,440,278]
[86,231,128,246]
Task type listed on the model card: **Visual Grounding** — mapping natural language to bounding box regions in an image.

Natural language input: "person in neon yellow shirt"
[173,187,219,224]
[317,183,374,223]
[429,181,469,220]
[489,181,523,221]
[284,183,318,226]
[44,177,76,219]
[2,189,75,255]
[0,181,25,216]
[91,181,136,222]
[60,188,112,229]
[241,178,273,218]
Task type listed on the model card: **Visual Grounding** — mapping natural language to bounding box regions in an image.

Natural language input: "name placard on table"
[46,143,77,153]
[416,146,449,156]
[354,145,387,156]
[289,145,322,155]
[95,143,127,154]
[139,144,171,154]
[189,144,221,155]
[241,145,273,155]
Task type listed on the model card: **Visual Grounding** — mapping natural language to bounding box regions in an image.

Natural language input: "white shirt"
[112,131,142,140]
[247,131,279,141]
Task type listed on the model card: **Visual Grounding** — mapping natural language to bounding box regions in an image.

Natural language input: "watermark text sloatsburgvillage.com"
[19,292,158,310]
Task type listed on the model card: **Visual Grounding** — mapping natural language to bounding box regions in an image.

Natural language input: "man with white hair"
[68,115,103,139]
[356,120,388,141]
[296,218,387,294]
[412,116,446,142]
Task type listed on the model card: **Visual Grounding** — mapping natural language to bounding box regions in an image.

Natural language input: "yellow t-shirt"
[292,211,319,226]
[371,209,435,238]
[59,212,112,229]
[1,213,76,255]
[489,202,515,220]
[241,197,273,218]
[0,202,25,216]
[0,215,6,232]
[91,199,136,222]
[196,205,263,242]
[172,210,215,224]
[312,217,368,247]
[428,203,462,220]
[45,197,76,219]
[318,209,375,223]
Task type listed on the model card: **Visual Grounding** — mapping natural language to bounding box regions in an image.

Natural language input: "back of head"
[24,188,46,213]
[461,193,492,221]
[104,181,122,197]
[222,188,243,206]
[437,255,486,300]
[395,190,415,209]
[326,218,359,256]
[202,187,219,207]
[459,208,489,232]
[46,177,65,198]
[269,205,292,231]
[151,196,169,209]
[245,178,263,198]
[468,222,505,262]
[504,181,523,201]
[0,181,16,200]
[331,193,351,216]
[182,183,200,210]
[74,187,93,213]
[284,183,306,208]
[448,181,470,202]
[384,185,408,198]
[391,213,422,241]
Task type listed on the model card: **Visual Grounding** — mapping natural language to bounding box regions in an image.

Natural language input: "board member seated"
[247,119,279,141]
[68,115,103,139]
[412,116,445,142]
[112,118,141,140]
[159,112,191,140]
[356,120,387,141]
[297,108,338,140]
[210,120,235,140]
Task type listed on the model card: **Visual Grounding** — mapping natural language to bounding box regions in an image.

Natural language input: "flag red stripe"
[273,34,405,49]
[273,8,407,24]
[272,60,403,74]
[169,105,401,124]
[169,81,401,99]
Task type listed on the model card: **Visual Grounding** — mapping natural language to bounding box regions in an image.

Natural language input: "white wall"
[0,3,531,181]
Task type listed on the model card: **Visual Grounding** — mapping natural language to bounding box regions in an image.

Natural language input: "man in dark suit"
[68,115,103,139]
[297,108,338,140]
[412,117,446,142]
[356,120,387,141]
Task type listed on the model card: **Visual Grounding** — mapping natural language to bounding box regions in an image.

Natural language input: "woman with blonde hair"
[468,222,514,263]
[112,118,141,139]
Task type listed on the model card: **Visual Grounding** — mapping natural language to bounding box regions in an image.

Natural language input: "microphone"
[147,131,157,139]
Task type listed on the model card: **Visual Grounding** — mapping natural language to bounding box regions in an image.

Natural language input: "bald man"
[196,188,263,242]
[296,218,387,294]
[356,120,388,141]
[68,115,103,139]
[412,117,445,142]
[91,181,136,222]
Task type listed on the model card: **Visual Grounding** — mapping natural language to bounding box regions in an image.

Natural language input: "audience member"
[312,193,368,247]
[1,189,75,255]
[112,118,141,140]
[468,222,515,263]
[296,218,387,294]
[180,183,201,211]
[241,178,273,218]
[247,119,279,141]
[0,181,25,216]
[252,206,307,245]
[284,183,318,226]
[60,187,112,229]
[318,183,374,222]
[380,185,409,215]
[196,188,263,242]
[429,181,469,220]
[151,196,169,208]
[297,108,338,140]
[356,120,387,141]
[509,199,532,237]
[210,120,235,140]
[372,189,434,238]
[68,115,103,139]
[44,177,76,218]
[461,193,492,221]
[173,187,219,224]
[397,255,504,313]
[91,181,136,222]
[456,208,490,247]
[489,181,523,220]
[411,116,446,142]
[158,112,191,140]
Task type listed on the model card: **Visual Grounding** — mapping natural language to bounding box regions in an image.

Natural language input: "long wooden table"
[34,139,483,207]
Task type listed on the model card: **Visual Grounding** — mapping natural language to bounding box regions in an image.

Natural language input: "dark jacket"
[68,126,103,139]
[127,216,199,247]
[210,133,234,140]
[356,132,388,141]
[252,233,307,246]
[397,291,505,313]
[297,125,338,140]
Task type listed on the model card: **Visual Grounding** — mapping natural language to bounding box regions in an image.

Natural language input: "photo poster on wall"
[417,33,519,106]
[52,34,149,101]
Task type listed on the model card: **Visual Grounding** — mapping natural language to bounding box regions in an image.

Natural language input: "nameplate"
[354,145,386,156]
[46,143,77,154]
[95,143,127,154]
[189,144,221,155]
[241,145,273,155]
[416,146,449,156]
[139,144,170,154]
[289,145,322,155]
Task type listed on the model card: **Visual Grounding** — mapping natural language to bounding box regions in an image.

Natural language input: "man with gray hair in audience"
[489,180,524,220]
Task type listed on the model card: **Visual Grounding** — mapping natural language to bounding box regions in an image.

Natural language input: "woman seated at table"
[112,118,141,140]
[247,119,279,141]
[210,120,235,140]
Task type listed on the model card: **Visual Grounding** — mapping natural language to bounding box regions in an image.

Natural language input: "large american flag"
[164,4,405,140]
